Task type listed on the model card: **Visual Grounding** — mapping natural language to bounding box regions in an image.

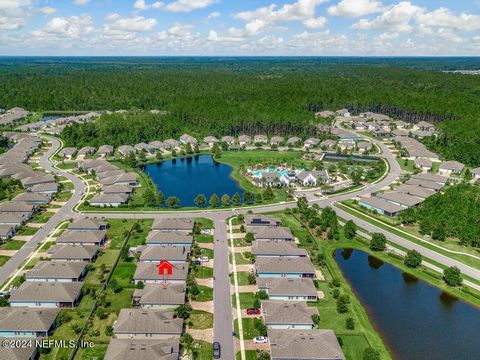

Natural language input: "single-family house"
[255,257,316,278]
[251,226,294,241]
[238,135,252,146]
[148,141,166,151]
[0,212,30,227]
[9,282,84,308]
[358,196,405,217]
[113,309,183,340]
[254,135,268,144]
[146,231,194,246]
[134,143,154,153]
[164,139,180,148]
[132,283,186,309]
[297,170,329,187]
[252,241,308,258]
[117,145,135,156]
[357,141,373,153]
[395,184,435,199]
[102,184,133,195]
[472,168,480,181]
[315,111,335,118]
[58,147,76,160]
[56,229,107,246]
[257,278,318,301]
[336,108,350,117]
[179,134,197,145]
[262,301,318,330]
[245,214,281,228]
[90,193,129,207]
[221,136,236,145]
[0,308,59,338]
[268,329,345,360]
[0,201,37,214]
[304,138,320,148]
[97,145,114,158]
[320,139,337,150]
[133,262,189,284]
[375,191,424,208]
[414,158,432,172]
[438,161,465,176]
[415,121,435,131]
[0,338,38,360]
[152,218,193,233]
[69,218,107,231]
[25,261,87,282]
[286,137,301,147]
[12,192,50,204]
[270,136,284,146]
[137,245,190,263]
[203,136,219,147]
[77,146,95,159]
[48,244,99,262]
[104,339,180,360]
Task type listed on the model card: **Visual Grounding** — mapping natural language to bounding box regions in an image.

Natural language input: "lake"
[143,155,244,207]
[335,249,480,360]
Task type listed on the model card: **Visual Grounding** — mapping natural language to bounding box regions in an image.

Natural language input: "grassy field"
[230,271,252,286]
[234,318,262,339]
[229,252,253,265]
[29,211,55,223]
[193,340,213,360]
[195,234,213,243]
[16,226,38,236]
[231,292,257,309]
[195,266,214,279]
[0,255,10,266]
[195,285,214,302]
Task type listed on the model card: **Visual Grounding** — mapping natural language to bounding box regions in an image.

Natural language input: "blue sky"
[1,0,479,55]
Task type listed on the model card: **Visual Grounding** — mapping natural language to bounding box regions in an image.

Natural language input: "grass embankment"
[338,202,480,273]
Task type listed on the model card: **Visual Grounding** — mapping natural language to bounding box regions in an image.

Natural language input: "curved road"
[1,131,479,359]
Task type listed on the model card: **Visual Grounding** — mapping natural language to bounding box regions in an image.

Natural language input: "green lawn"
[0,255,10,266]
[236,350,259,360]
[110,261,137,288]
[0,240,26,250]
[74,344,108,360]
[231,237,251,247]
[199,248,214,259]
[188,310,213,329]
[195,234,214,243]
[195,217,214,229]
[234,318,262,339]
[230,252,252,265]
[230,271,253,286]
[16,226,38,236]
[194,285,214,302]
[106,219,136,249]
[55,191,73,201]
[195,266,213,279]
[193,340,213,360]
[231,292,257,309]
[29,211,55,223]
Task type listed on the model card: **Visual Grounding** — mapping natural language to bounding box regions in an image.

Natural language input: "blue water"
[335,249,480,360]
[143,155,243,207]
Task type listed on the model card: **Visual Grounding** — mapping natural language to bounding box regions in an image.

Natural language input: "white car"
[198,256,209,262]
[253,336,268,344]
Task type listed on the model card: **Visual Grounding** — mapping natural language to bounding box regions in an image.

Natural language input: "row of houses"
[17,112,101,135]
[0,107,31,126]
[0,132,59,239]
[77,159,139,207]
[103,218,197,359]
[245,215,346,360]
[359,173,448,217]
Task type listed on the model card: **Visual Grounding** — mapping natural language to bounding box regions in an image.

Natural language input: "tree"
[245,232,254,243]
[175,304,193,319]
[363,348,381,360]
[432,224,446,241]
[344,220,357,239]
[253,297,261,309]
[248,272,256,285]
[124,152,137,168]
[143,187,156,207]
[311,314,320,325]
[346,317,355,330]
[194,194,206,207]
[232,192,241,206]
[243,191,254,204]
[166,196,180,208]
[257,290,269,300]
[156,190,164,207]
[404,249,422,268]
[171,149,177,157]
[443,266,463,287]
[255,192,263,203]
[185,143,193,154]
[398,207,417,225]
[221,194,231,207]
[262,186,274,200]
[209,193,219,207]
[464,168,472,181]
[370,233,387,251]
[155,150,162,160]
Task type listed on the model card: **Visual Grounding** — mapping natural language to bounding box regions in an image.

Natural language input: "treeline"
[401,184,480,247]
[1,58,480,164]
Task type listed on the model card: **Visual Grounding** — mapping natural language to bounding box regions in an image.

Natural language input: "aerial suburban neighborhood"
[0,2,479,359]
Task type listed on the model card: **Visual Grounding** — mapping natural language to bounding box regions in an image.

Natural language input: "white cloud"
[207,30,245,42]
[0,0,33,30]
[134,0,148,10]
[208,11,220,19]
[328,0,382,18]
[31,15,94,41]
[303,16,327,29]
[40,7,56,15]
[162,0,217,13]
[73,0,90,5]
[416,7,480,32]
[352,1,422,32]
[104,14,157,32]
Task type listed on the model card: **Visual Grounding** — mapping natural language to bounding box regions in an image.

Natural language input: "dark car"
[246,308,261,315]
[213,341,221,359]
[192,260,202,266]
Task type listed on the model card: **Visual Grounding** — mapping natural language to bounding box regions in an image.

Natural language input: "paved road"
[0,136,85,287]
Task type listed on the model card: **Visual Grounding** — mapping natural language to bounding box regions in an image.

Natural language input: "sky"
[0,0,479,56]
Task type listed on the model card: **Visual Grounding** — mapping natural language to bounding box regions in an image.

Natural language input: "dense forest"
[403,185,480,248]
[1,57,480,164]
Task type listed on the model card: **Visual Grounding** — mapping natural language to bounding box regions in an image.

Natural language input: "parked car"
[253,336,268,344]
[199,256,209,262]
[246,308,261,315]
[192,260,202,266]
[213,341,221,359]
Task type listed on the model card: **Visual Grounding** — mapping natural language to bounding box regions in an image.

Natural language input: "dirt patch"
[190,301,214,312]
[187,328,213,343]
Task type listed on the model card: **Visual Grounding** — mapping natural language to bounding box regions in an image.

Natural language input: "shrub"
[346,317,355,330]
[370,233,387,251]
[443,266,463,287]
[404,249,422,268]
